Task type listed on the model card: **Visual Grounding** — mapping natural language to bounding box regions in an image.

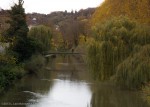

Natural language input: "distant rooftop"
[0,7,2,11]
[32,18,37,21]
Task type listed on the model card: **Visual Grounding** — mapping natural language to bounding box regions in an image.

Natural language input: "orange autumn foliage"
[91,0,150,25]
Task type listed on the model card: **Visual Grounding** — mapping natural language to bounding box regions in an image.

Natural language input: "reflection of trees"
[90,83,149,107]
[0,70,53,104]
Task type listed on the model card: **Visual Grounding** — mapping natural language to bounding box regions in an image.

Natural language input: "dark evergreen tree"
[6,0,39,62]
[6,0,28,40]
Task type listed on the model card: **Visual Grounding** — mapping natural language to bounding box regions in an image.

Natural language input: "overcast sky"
[0,0,104,14]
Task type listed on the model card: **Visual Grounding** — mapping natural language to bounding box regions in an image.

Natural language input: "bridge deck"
[44,52,84,57]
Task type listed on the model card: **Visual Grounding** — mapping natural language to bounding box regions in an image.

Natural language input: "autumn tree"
[91,0,150,25]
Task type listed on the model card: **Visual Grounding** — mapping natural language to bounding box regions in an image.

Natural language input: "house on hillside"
[0,45,4,53]
[55,25,60,31]
[32,18,37,24]
[0,43,9,53]
[28,18,37,30]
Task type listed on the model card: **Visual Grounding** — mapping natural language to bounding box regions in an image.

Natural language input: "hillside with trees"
[0,10,9,33]
[0,8,95,49]
[26,8,95,48]
[91,0,150,25]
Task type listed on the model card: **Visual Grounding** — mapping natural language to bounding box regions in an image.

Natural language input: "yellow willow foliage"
[53,33,64,51]
[79,35,86,44]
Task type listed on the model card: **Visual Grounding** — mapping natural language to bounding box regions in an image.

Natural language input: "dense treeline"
[0,8,95,49]
[26,8,95,48]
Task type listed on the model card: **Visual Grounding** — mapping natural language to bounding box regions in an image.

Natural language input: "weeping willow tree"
[28,25,53,52]
[115,23,150,89]
[115,45,150,89]
[87,40,114,80]
[87,16,135,80]
[87,16,150,87]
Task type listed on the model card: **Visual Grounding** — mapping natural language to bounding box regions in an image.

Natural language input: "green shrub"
[0,65,24,91]
[24,54,45,74]
[0,54,16,65]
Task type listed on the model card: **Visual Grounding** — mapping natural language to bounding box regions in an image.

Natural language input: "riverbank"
[0,65,25,93]
[0,54,47,94]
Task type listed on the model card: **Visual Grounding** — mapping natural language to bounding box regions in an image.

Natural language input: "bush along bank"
[0,54,25,93]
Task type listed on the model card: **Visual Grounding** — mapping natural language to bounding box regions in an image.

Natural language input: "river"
[0,55,149,107]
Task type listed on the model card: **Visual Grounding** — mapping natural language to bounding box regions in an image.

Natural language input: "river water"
[0,56,149,107]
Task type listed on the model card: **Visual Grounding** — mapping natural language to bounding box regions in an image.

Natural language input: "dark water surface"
[0,56,149,107]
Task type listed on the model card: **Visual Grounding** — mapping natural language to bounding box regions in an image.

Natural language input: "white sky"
[0,0,104,14]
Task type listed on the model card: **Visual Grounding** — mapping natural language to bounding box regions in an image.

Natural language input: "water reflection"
[28,79,92,107]
[0,56,149,107]
[0,70,52,107]
[90,82,149,107]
